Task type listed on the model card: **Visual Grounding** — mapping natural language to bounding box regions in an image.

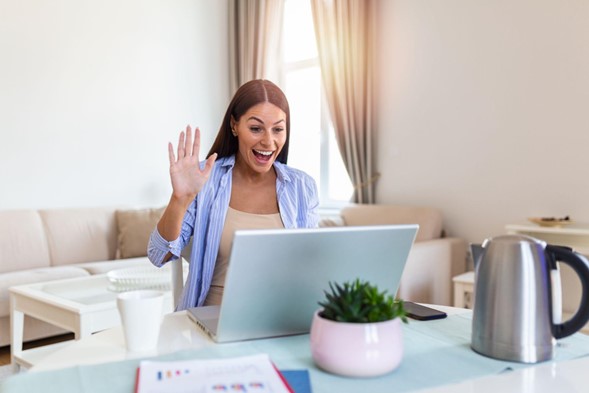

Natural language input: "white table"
[21,306,589,393]
[30,310,214,372]
[415,356,589,393]
[9,274,173,370]
[505,222,589,255]
[505,223,589,334]
[452,271,474,308]
[29,305,466,373]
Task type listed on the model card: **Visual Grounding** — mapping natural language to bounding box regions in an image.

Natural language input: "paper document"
[135,353,294,393]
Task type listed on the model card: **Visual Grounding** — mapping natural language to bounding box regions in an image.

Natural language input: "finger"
[185,125,193,157]
[168,142,175,165]
[202,153,217,177]
[193,127,201,160]
[177,131,185,158]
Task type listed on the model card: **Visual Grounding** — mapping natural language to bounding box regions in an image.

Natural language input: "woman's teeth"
[254,150,273,156]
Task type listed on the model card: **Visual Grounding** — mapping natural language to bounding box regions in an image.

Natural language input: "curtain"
[311,0,378,204]
[229,0,284,94]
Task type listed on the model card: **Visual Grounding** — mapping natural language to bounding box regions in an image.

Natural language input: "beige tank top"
[204,207,284,306]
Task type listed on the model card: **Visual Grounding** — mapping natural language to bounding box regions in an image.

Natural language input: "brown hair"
[207,79,290,164]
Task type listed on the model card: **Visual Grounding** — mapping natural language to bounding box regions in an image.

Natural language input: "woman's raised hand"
[168,126,217,202]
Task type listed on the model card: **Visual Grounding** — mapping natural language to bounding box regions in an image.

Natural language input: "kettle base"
[471,340,555,364]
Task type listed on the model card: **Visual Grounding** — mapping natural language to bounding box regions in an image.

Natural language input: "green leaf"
[317,279,408,323]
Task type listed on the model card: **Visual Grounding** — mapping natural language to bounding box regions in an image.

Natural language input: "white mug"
[117,290,164,352]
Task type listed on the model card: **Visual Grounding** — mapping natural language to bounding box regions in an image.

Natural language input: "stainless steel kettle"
[470,234,589,363]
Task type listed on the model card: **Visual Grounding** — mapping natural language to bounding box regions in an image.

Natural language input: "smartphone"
[404,302,447,321]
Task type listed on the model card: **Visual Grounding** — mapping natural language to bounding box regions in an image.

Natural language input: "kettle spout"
[470,243,484,270]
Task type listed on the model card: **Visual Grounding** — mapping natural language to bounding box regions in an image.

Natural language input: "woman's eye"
[273,127,284,133]
[249,127,261,132]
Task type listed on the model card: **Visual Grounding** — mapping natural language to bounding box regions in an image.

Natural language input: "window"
[281,0,353,207]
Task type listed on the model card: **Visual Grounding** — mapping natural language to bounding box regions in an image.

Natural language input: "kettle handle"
[546,245,589,339]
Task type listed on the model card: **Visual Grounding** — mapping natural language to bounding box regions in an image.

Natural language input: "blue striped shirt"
[147,155,320,310]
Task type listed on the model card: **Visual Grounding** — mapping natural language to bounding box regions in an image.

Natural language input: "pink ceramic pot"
[309,310,403,377]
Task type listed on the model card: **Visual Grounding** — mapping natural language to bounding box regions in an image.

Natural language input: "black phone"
[404,302,447,321]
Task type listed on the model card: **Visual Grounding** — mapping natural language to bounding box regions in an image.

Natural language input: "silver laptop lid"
[211,224,418,343]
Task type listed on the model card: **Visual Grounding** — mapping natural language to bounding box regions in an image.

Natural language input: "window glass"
[283,0,318,63]
[284,67,321,182]
[282,0,353,206]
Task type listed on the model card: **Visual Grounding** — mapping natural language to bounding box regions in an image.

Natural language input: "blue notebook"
[281,370,312,393]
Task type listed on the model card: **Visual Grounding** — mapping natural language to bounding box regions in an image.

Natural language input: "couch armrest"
[397,237,468,306]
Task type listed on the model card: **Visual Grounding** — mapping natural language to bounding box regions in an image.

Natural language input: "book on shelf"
[134,353,311,393]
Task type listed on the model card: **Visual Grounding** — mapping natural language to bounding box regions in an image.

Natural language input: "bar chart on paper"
[134,353,303,393]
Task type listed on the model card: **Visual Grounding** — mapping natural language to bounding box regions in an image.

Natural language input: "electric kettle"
[470,234,589,363]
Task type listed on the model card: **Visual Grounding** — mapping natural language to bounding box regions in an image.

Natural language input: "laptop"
[187,224,418,343]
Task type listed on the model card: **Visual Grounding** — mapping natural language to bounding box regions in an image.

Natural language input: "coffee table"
[9,274,173,370]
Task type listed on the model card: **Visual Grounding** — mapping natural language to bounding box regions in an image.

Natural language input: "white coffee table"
[9,274,173,370]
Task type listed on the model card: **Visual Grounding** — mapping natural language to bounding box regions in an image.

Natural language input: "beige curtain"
[229,0,284,94]
[311,0,378,204]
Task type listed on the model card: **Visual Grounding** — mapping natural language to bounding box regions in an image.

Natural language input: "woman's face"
[232,102,287,175]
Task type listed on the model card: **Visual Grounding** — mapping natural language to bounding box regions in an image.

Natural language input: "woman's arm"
[149,125,217,264]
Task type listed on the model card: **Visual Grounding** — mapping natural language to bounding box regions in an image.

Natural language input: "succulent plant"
[318,279,408,323]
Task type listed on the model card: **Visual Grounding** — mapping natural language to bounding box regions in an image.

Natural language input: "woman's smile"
[253,149,274,163]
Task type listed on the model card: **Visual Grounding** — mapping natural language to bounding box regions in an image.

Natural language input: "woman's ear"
[230,116,237,136]
[230,116,237,128]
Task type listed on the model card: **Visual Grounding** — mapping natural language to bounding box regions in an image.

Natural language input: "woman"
[148,79,320,310]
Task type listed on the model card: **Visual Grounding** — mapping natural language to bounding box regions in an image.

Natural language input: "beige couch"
[322,204,469,306]
[0,206,164,347]
[1,203,467,347]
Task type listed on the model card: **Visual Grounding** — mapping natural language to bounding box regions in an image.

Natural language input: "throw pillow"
[115,207,165,259]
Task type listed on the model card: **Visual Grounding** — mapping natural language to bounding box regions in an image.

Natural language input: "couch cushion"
[115,207,165,259]
[0,266,90,318]
[0,210,51,274]
[40,207,118,266]
[340,204,443,242]
[74,256,154,275]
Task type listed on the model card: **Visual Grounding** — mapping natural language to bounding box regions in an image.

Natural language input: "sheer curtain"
[228,0,284,93]
[310,0,378,203]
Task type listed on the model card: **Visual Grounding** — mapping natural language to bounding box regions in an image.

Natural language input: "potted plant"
[309,279,408,377]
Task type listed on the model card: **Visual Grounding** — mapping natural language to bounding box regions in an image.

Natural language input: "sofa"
[0,206,165,347]
[1,203,468,348]
[321,204,469,306]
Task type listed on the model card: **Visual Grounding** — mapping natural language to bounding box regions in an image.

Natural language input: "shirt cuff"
[148,229,183,266]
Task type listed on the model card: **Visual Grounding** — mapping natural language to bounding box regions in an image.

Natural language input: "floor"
[0,333,74,366]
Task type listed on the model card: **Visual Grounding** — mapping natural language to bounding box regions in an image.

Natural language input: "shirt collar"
[218,155,291,183]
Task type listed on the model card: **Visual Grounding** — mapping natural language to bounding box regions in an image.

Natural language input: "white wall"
[376,0,589,243]
[4,0,588,245]
[0,0,229,210]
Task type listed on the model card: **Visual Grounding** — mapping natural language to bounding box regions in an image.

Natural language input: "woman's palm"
[168,126,216,200]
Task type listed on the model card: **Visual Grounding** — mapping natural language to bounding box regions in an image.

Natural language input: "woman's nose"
[260,130,273,146]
